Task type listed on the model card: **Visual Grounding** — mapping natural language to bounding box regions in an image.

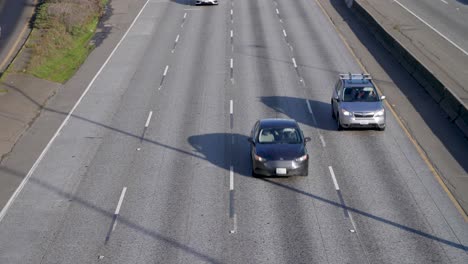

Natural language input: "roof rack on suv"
[339,73,372,80]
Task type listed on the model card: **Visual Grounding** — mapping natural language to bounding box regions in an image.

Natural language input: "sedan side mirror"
[380,95,386,100]
[334,96,340,102]
[247,137,254,145]
[304,137,311,143]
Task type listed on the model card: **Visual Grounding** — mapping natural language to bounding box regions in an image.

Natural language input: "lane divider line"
[114,187,127,217]
[276,8,280,15]
[230,100,233,115]
[175,34,180,43]
[292,57,297,68]
[105,187,127,243]
[230,166,234,190]
[163,65,169,76]
[183,12,187,19]
[283,29,287,37]
[328,166,340,190]
[145,111,153,128]
[319,135,326,148]
[306,99,313,114]
[230,58,234,79]
[0,0,153,223]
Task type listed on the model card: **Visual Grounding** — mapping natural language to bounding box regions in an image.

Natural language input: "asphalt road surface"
[392,0,468,54]
[0,0,467,263]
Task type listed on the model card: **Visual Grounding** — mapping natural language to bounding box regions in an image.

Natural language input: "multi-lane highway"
[0,0,467,263]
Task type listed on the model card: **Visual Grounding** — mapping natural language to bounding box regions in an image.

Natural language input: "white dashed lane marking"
[145,111,153,128]
[328,166,340,190]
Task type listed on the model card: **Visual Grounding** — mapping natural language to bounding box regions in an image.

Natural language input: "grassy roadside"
[24,0,107,83]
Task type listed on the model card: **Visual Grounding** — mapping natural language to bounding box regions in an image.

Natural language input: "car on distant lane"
[331,73,386,131]
[248,119,310,177]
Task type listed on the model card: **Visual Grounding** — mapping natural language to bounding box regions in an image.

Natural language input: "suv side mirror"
[304,137,311,143]
[247,137,254,145]
[334,95,340,102]
[380,95,386,100]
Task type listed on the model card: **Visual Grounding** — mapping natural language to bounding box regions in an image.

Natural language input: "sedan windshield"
[343,87,379,102]
[258,127,302,144]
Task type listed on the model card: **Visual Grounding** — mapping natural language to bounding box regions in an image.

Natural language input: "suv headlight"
[295,154,308,162]
[341,109,351,116]
[254,154,267,162]
[375,109,385,116]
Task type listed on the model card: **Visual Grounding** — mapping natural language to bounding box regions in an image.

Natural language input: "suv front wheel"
[337,114,343,131]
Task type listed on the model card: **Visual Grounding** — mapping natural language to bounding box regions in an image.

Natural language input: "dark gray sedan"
[248,119,310,177]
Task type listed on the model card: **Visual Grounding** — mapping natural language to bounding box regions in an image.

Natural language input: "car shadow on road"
[188,132,252,177]
[170,0,196,6]
[259,95,338,131]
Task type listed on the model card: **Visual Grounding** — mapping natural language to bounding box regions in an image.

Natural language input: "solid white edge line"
[163,65,169,76]
[0,0,152,223]
[145,111,153,128]
[230,100,233,114]
[230,58,233,68]
[292,57,297,68]
[283,29,287,37]
[175,34,179,43]
[230,166,234,190]
[328,166,340,190]
[114,187,127,215]
[394,0,468,56]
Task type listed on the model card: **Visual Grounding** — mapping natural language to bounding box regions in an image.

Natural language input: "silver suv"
[331,73,386,131]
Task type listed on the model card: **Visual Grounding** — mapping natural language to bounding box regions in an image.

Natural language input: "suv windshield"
[342,87,379,102]
[258,127,302,144]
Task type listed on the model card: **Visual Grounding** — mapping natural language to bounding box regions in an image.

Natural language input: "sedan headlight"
[341,109,351,116]
[254,154,267,162]
[375,109,385,116]
[295,154,308,162]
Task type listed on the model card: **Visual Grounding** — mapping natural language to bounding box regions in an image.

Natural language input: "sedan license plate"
[276,168,287,175]
[359,121,369,125]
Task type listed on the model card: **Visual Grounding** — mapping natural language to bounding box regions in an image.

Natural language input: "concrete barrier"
[349,1,468,138]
